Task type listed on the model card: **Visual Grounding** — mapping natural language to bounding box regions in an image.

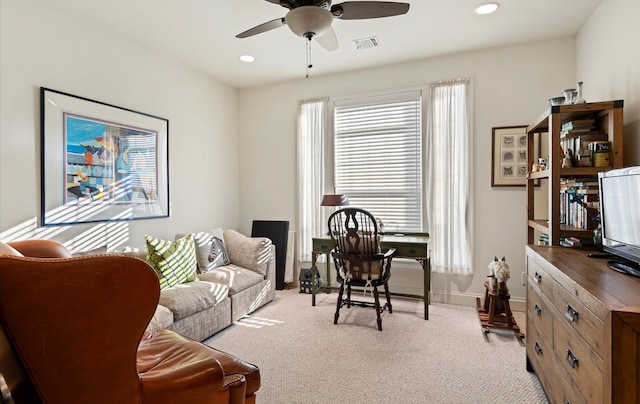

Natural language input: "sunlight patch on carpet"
[234,315,284,328]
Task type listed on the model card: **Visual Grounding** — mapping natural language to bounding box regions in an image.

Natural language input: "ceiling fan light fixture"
[285,6,333,38]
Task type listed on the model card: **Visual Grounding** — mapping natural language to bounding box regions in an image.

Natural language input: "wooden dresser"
[526,245,640,403]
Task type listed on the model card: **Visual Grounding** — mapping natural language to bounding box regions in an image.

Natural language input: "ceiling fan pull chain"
[306,36,313,78]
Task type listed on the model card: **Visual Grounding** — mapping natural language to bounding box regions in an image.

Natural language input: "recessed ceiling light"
[239,55,255,62]
[474,3,499,15]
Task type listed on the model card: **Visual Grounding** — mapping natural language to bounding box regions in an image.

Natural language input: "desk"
[311,233,431,319]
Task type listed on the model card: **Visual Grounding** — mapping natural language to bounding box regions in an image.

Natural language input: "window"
[332,92,422,232]
[297,81,472,276]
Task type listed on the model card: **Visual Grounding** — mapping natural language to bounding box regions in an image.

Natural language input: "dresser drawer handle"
[534,272,542,283]
[534,342,542,356]
[565,304,579,322]
[566,349,579,368]
[534,304,542,316]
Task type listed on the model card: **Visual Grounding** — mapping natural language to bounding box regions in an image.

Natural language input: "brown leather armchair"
[0,240,260,404]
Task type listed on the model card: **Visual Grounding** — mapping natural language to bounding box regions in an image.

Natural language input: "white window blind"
[333,92,422,232]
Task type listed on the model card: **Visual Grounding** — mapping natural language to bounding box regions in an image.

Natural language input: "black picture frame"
[41,87,169,226]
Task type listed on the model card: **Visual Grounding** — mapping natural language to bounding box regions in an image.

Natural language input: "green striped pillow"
[145,234,197,289]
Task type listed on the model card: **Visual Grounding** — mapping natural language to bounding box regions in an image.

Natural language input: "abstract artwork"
[41,88,169,225]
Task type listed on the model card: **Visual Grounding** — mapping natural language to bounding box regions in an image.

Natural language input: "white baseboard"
[317,260,526,312]
[428,290,525,312]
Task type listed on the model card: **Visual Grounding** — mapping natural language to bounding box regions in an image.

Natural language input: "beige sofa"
[122,229,276,342]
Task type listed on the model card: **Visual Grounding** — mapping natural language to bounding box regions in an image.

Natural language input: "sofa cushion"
[159,280,229,320]
[114,247,147,261]
[145,234,198,290]
[176,229,230,274]
[145,304,174,334]
[71,245,108,257]
[223,230,272,276]
[198,264,264,295]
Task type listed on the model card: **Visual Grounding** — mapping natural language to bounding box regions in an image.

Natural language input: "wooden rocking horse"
[476,257,524,338]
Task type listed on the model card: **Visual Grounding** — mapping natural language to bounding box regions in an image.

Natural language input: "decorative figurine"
[487,256,510,292]
[538,157,548,171]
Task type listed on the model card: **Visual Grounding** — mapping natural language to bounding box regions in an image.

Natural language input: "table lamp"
[321,194,349,235]
[320,194,350,209]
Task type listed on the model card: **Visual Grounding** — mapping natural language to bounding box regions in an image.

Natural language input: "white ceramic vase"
[574,81,586,104]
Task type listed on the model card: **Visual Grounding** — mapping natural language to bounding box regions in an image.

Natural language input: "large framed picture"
[491,125,530,187]
[41,87,169,226]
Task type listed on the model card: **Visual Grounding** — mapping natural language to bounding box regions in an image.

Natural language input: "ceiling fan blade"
[316,26,339,51]
[236,18,286,38]
[331,1,410,19]
[263,0,300,9]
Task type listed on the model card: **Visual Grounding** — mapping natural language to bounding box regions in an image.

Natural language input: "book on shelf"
[575,188,599,194]
[538,233,549,245]
[561,236,596,248]
[561,118,595,132]
[559,191,599,230]
[573,180,599,187]
[559,185,599,194]
[563,236,583,247]
[559,132,608,167]
[561,177,600,187]
[575,134,608,161]
[561,128,598,137]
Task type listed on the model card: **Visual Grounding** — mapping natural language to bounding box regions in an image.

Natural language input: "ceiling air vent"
[352,36,381,50]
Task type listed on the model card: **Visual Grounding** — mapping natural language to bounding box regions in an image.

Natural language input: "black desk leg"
[311,252,318,306]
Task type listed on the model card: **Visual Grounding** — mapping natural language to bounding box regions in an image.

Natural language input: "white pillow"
[176,228,230,273]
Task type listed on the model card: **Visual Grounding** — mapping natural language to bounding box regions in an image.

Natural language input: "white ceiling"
[44,0,602,89]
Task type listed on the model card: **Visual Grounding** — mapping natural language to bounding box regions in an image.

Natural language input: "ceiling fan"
[236,1,410,52]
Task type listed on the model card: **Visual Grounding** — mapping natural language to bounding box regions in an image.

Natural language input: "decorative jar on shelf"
[563,88,576,104]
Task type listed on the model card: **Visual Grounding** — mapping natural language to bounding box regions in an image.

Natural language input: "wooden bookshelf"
[526,100,624,245]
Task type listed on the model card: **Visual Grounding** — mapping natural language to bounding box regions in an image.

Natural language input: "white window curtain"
[296,99,327,264]
[333,92,422,232]
[425,79,472,275]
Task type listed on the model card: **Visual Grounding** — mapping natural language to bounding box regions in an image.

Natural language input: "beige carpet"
[205,289,548,404]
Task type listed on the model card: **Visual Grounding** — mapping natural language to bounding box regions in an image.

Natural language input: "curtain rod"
[429,77,471,87]
[298,96,329,104]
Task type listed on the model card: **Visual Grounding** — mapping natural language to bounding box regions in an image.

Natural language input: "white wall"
[0,0,241,250]
[238,37,577,305]
[576,0,640,166]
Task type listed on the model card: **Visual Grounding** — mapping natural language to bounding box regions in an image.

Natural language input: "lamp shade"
[321,194,350,207]
[285,6,333,38]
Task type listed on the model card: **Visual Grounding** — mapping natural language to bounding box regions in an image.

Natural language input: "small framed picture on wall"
[491,125,529,187]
